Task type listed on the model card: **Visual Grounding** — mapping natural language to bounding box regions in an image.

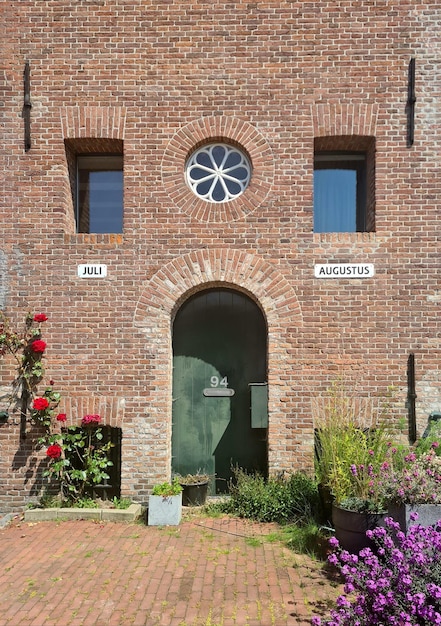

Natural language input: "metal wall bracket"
[406,57,416,148]
[23,61,32,152]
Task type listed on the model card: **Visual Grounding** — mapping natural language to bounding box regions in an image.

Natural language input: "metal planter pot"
[332,504,386,554]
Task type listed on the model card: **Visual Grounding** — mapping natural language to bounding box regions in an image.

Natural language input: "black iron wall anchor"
[23,60,32,152]
[406,57,416,148]
[407,352,417,444]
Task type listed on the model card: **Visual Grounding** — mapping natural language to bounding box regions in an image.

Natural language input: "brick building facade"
[0,1,440,511]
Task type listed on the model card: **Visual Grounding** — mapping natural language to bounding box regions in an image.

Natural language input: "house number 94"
[210,376,229,388]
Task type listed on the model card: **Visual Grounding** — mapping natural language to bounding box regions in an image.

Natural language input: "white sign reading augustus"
[77,264,108,278]
[314,263,375,278]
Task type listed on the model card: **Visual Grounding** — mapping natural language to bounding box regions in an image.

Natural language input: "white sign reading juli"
[314,263,375,279]
[77,264,108,278]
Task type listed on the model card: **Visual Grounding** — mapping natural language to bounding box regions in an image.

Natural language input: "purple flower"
[314,517,441,626]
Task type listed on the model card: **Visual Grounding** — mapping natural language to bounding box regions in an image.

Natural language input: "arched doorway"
[172,288,268,493]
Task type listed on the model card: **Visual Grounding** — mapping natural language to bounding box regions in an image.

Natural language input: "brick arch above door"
[134,249,303,474]
[134,249,302,330]
[133,249,303,475]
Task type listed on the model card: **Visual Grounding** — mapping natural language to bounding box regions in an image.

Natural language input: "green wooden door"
[172,289,267,493]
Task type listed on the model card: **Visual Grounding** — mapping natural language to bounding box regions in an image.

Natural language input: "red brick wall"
[0,1,440,511]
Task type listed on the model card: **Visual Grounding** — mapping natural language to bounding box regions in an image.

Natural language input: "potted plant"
[313,381,393,551]
[147,477,183,526]
[376,436,441,532]
[177,472,210,506]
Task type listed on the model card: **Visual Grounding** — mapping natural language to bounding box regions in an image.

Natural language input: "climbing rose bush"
[46,443,62,459]
[0,312,113,504]
[81,414,101,425]
[45,414,113,502]
[33,397,49,411]
[30,339,46,353]
[312,515,441,625]
[33,313,48,323]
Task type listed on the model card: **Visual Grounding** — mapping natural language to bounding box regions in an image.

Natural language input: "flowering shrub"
[0,311,55,430]
[31,385,61,429]
[30,339,47,353]
[33,313,48,323]
[313,515,441,625]
[376,447,441,505]
[0,312,113,503]
[314,380,395,512]
[46,443,63,459]
[82,414,101,426]
[44,415,113,502]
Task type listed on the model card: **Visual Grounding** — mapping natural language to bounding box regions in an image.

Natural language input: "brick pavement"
[0,512,339,626]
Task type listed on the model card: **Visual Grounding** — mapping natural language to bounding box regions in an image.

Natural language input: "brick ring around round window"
[162,116,274,223]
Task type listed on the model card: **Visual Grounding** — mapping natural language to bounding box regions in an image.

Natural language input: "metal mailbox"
[249,382,268,428]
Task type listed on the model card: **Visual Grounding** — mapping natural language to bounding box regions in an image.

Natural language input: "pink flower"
[46,444,62,459]
[33,397,49,411]
[30,340,46,353]
[56,413,67,422]
[81,414,101,426]
[33,313,48,323]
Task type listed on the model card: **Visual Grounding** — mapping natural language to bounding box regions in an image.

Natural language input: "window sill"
[313,232,376,244]
[64,233,124,246]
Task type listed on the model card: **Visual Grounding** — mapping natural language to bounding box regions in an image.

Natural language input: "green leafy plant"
[44,414,113,503]
[73,497,99,509]
[277,521,331,558]
[219,467,320,524]
[375,446,441,506]
[112,497,131,509]
[313,379,395,512]
[152,477,183,496]
[1,312,115,507]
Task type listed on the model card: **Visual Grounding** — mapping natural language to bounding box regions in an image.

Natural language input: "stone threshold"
[24,503,143,523]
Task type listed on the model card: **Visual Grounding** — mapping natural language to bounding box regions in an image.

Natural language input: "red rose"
[33,397,49,411]
[46,444,62,459]
[33,314,48,323]
[56,413,67,422]
[81,414,101,426]
[30,340,46,353]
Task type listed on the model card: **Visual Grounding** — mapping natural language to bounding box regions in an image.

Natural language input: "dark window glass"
[77,155,123,233]
[314,153,366,233]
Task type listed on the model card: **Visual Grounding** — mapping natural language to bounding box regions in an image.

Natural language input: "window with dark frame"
[314,152,367,233]
[313,135,376,234]
[76,155,123,234]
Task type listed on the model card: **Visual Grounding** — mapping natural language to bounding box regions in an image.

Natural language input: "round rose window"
[186,143,251,203]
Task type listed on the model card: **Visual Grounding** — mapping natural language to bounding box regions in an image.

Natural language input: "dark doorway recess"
[172,288,268,494]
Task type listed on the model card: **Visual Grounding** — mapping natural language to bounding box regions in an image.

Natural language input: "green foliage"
[416,420,441,456]
[44,425,113,504]
[0,311,50,425]
[112,497,131,509]
[152,477,183,496]
[314,379,395,508]
[277,521,331,559]
[74,497,99,509]
[218,468,320,524]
